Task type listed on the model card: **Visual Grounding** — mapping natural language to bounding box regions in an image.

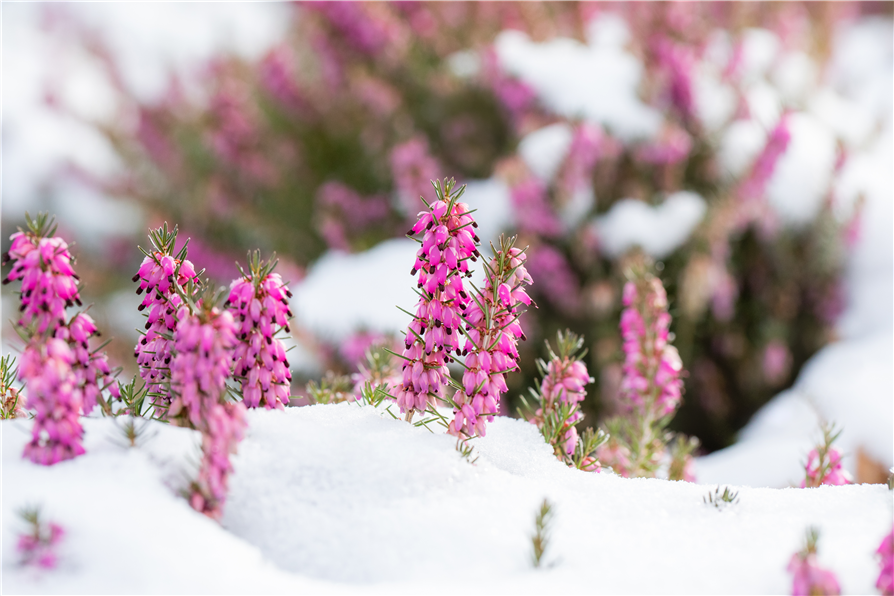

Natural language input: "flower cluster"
[16,507,64,570]
[395,179,478,420]
[520,330,607,471]
[227,251,293,409]
[449,235,532,438]
[787,528,841,596]
[619,269,684,419]
[3,224,80,335]
[3,214,117,464]
[19,338,83,465]
[169,287,246,519]
[598,261,693,479]
[801,424,851,488]
[878,527,894,596]
[133,224,198,414]
[189,400,247,520]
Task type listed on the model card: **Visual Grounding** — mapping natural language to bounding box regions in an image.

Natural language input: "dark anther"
[136,287,144,295]
[131,274,140,282]
[138,304,146,311]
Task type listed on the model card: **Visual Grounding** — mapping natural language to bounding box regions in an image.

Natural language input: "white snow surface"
[592,191,708,259]
[4,407,891,594]
[494,18,663,142]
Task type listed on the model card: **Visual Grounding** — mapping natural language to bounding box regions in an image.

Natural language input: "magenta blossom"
[619,273,684,419]
[16,508,64,570]
[450,236,532,438]
[877,527,894,596]
[801,424,851,488]
[169,286,245,520]
[227,252,293,410]
[397,178,479,420]
[787,528,841,596]
[133,224,199,414]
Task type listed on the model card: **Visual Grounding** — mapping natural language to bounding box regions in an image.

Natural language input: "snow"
[292,239,420,343]
[494,20,663,142]
[4,407,891,593]
[592,191,707,259]
[518,123,574,183]
[718,119,768,179]
[766,113,837,228]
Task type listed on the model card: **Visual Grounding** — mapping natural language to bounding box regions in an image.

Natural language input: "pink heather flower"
[449,237,532,438]
[788,529,841,596]
[877,527,894,596]
[596,439,633,478]
[227,254,293,410]
[801,425,851,488]
[168,305,237,429]
[16,509,64,570]
[3,231,80,335]
[169,292,245,520]
[654,37,696,123]
[556,123,603,197]
[304,1,392,56]
[315,182,390,251]
[762,340,792,386]
[259,45,306,112]
[4,214,118,462]
[739,113,792,202]
[525,245,581,315]
[481,48,537,126]
[391,137,441,216]
[19,338,84,465]
[189,401,247,520]
[527,331,593,458]
[635,124,693,166]
[133,225,199,414]
[619,272,684,419]
[397,179,479,420]
[510,177,562,238]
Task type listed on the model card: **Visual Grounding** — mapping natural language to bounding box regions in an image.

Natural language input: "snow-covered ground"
[3,406,891,594]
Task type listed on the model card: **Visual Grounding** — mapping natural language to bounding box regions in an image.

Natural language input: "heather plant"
[801,423,851,488]
[703,485,740,509]
[597,261,695,479]
[3,213,118,464]
[530,498,555,569]
[787,527,841,596]
[447,232,532,438]
[520,330,608,471]
[306,371,355,405]
[15,506,64,570]
[168,279,247,519]
[226,250,293,409]
[395,178,478,421]
[133,223,199,416]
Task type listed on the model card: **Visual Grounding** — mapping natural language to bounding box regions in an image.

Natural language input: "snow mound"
[494,23,662,142]
[4,408,890,593]
[593,191,707,259]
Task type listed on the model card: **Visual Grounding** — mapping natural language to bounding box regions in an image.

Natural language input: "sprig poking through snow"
[16,506,64,570]
[519,329,607,471]
[801,422,851,488]
[530,498,555,569]
[787,527,841,596]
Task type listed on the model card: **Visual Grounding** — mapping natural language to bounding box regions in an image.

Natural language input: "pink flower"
[391,137,441,216]
[510,177,562,238]
[4,214,118,462]
[16,509,64,570]
[801,425,851,488]
[169,291,245,520]
[398,179,479,420]
[133,224,199,415]
[739,113,791,202]
[787,529,840,596]
[619,273,684,419]
[227,253,293,410]
[449,236,532,438]
[877,527,894,596]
